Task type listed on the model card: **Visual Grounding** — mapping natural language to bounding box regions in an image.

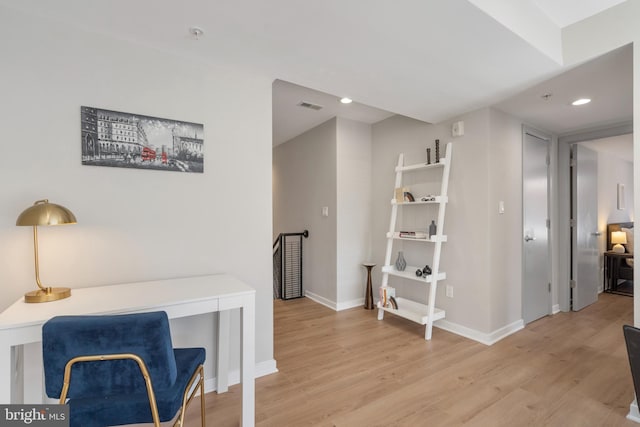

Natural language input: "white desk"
[0,274,255,427]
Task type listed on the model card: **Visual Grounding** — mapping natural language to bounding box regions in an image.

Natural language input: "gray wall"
[336,118,373,308]
[273,119,338,303]
[371,108,524,339]
[273,117,373,309]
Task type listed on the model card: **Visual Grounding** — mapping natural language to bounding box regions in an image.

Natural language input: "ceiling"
[494,43,633,136]
[275,43,632,146]
[531,0,627,27]
[1,0,630,146]
[273,80,394,145]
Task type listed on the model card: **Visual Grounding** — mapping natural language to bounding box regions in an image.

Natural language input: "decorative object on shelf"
[389,296,398,309]
[399,231,428,239]
[426,148,431,165]
[415,268,423,277]
[395,187,403,203]
[395,187,410,203]
[435,139,440,163]
[362,262,376,309]
[403,191,415,202]
[422,265,432,276]
[81,106,204,173]
[420,195,436,202]
[379,286,396,307]
[612,231,627,253]
[429,220,437,238]
[395,252,407,271]
[16,199,77,303]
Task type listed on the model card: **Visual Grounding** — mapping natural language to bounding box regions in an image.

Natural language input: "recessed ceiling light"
[340,97,353,104]
[571,98,591,106]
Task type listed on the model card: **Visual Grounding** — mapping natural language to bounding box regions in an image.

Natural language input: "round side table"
[362,262,376,310]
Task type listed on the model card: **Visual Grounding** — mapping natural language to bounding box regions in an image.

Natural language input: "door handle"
[524,235,536,242]
[591,232,602,236]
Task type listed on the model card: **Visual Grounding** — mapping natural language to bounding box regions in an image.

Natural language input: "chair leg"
[199,365,206,427]
[175,365,206,427]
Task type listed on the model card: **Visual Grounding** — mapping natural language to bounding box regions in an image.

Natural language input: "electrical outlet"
[446,285,453,298]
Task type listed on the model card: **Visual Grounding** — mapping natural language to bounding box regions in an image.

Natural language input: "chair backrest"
[624,325,640,400]
[43,311,177,399]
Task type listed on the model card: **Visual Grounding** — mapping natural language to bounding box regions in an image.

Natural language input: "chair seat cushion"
[68,348,205,427]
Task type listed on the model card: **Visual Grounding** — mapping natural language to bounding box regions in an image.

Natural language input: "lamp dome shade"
[16,200,77,226]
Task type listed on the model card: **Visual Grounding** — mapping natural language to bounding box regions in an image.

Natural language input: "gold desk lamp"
[16,199,77,303]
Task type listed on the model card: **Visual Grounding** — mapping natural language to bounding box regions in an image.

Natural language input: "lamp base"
[24,287,71,303]
[613,244,626,253]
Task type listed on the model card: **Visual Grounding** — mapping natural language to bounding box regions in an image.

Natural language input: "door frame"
[522,126,553,322]
[556,121,633,312]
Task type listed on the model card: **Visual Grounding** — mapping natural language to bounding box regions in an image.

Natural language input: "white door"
[572,144,599,311]
[523,130,551,324]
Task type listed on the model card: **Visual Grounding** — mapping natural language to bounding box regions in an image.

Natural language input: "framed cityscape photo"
[81,106,204,173]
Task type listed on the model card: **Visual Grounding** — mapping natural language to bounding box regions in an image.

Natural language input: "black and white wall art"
[81,106,204,173]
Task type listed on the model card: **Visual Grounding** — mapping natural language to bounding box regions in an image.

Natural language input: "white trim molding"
[435,319,524,346]
[305,291,337,310]
[336,298,364,311]
[552,304,560,314]
[628,397,640,423]
[305,290,364,311]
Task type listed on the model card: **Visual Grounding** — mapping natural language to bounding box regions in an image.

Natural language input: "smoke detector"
[189,27,204,40]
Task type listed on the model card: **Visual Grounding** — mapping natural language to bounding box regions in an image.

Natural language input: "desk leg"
[216,310,230,393]
[1,344,13,404]
[241,294,255,427]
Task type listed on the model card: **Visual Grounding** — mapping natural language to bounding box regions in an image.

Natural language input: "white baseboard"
[552,304,560,314]
[435,318,524,346]
[336,298,364,311]
[305,290,337,310]
[305,291,364,311]
[628,398,640,423]
[204,359,278,393]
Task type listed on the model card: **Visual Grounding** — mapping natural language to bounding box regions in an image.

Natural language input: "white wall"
[336,118,373,309]
[273,119,338,303]
[488,109,524,330]
[596,151,634,225]
[0,6,274,388]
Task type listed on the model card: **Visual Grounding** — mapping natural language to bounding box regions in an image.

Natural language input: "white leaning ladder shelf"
[377,142,452,340]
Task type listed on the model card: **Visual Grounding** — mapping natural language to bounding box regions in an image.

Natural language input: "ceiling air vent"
[297,101,323,111]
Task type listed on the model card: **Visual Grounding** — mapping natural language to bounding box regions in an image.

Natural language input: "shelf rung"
[377,297,445,325]
[386,232,447,243]
[390,195,448,205]
[381,265,446,283]
[395,161,446,173]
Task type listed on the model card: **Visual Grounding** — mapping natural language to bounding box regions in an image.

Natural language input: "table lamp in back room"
[611,230,628,253]
[16,199,77,303]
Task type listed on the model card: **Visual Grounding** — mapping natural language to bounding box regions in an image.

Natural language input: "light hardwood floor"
[186,293,637,426]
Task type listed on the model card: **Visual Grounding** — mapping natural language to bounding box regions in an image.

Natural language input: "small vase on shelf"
[429,220,437,238]
[395,251,407,271]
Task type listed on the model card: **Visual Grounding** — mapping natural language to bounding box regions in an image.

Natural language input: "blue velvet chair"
[42,311,206,427]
